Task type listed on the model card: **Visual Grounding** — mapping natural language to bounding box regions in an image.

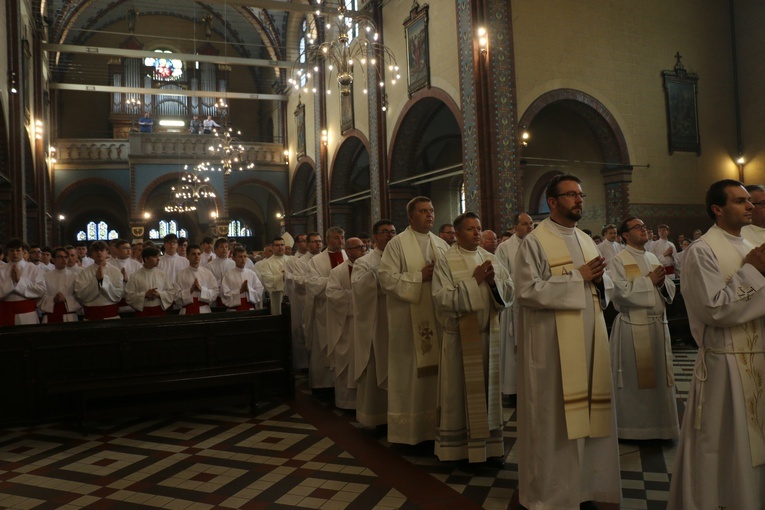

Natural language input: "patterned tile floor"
[0,345,698,509]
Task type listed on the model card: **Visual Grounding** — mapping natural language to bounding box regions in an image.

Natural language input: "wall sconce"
[284,149,290,165]
[143,211,151,219]
[210,211,218,219]
[9,72,17,94]
[477,27,488,56]
[737,155,746,182]
[381,93,388,112]
[275,212,283,219]
[321,130,328,146]
[58,214,65,221]
[34,120,44,140]
[521,125,530,147]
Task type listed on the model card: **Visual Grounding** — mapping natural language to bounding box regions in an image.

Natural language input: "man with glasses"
[742,184,765,245]
[40,246,80,323]
[610,217,678,441]
[326,237,367,409]
[352,220,396,427]
[379,197,450,445]
[28,245,51,273]
[438,223,457,246]
[514,174,619,509]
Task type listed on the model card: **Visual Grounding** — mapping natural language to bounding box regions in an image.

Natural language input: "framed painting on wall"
[662,54,700,155]
[403,2,430,98]
[295,99,306,158]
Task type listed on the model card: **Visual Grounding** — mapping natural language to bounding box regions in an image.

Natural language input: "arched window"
[228,220,252,237]
[459,181,466,214]
[148,220,188,240]
[76,221,119,241]
[345,0,359,39]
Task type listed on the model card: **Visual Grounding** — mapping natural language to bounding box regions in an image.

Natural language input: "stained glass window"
[79,221,118,241]
[149,229,160,240]
[144,50,183,81]
[345,0,358,39]
[179,228,188,238]
[228,220,252,237]
[152,220,184,240]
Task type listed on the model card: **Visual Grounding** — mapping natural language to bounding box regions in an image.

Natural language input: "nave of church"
[0,345,696,510]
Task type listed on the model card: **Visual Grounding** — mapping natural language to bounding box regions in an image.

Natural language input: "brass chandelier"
[289,1,400,97]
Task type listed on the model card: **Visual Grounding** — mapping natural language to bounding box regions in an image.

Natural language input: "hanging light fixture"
[165,165,217,213]
[288,1,400,99]
[201,127,254,174]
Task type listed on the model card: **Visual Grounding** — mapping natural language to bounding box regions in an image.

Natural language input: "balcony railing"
[55,134,286,168]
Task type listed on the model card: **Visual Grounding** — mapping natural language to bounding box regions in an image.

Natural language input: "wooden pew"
[0,310,294,427]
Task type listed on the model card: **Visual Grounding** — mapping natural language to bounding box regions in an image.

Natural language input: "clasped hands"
[578,257,606,284]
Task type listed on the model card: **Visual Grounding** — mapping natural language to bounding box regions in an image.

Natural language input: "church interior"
[1,0,764,508]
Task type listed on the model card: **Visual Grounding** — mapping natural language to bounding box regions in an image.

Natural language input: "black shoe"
[580,502,598,509]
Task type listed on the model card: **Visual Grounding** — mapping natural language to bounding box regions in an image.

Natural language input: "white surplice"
[74,264,124,319]
[174,266,218,314]
[742,223,765,246]
[494,234,522,395]
[0,261,46,325]
[379,227,449,444]
[124,267,174,313]
[326,259,357,409]
[597,240,623,263]
[668,227,765,510]
[259,255,287,315]
[40,268,80,323]
[158,252,189,283]
[285,253,310,370]
[609,246,679,440]
[304,251,347,389]
[515,219,620,510]
[432,245,513,462]
[650,238,678,272]
[200,251,216,267]
[351,248,389,427]
[220,267,263,310]
[108,257,142,312]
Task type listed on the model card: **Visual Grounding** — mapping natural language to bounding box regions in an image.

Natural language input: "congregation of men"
[2,176,764,510]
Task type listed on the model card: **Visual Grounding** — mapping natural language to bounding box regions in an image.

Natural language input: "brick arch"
[228,177,288,213]
[330,131,371,200]
[56,177,130,217]
[290,160,316,213]
[388,87,463,183]
[518,88,630,166]
[137,173,224,217]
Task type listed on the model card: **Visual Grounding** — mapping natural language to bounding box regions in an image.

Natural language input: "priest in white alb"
[742,184,765,246]
[432,212,513,465]
[668,179,765,510]
[351,221,396,427]
[379,196,449,445]
[514,175,620,509]
[259,237,288,315]
[325,237,367,409]
[610,216,679,440]
[284,233,310,371]
[494,212,534,400]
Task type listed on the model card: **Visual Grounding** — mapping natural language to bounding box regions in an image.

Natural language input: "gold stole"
[444,247,502,453]
[616,249,659,389]
[400,228,441,377]
[534,220,611,439]
[702,225,765,467]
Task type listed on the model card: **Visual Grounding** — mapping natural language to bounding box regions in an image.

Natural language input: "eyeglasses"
[628,224,648,231]
[379,229,397,235]
[554,192,586,199]
[752,201,765,208]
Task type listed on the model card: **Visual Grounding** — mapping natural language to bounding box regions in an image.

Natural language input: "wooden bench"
[0,310,294,427]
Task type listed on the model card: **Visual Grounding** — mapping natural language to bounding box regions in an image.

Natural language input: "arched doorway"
[289,161,318,236]
[329,134,371,236]
[519,89,631,230]
[388,91,463,230]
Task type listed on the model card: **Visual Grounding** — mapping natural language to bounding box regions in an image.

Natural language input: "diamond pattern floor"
[0,345,698,509]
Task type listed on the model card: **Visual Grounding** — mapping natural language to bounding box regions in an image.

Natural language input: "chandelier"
[288,1,400,97]
[164,164,217,213]
[202,127,254,174]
